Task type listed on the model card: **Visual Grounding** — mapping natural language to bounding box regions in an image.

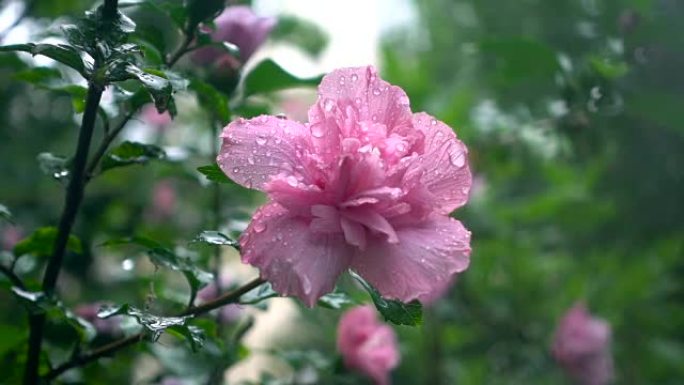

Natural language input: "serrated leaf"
[13,227,83,258]
[189,78,231,124]
[243,59,322,97]
[100,141,166,172]
[197,164,234,185]
[103,237,212,304]
[190,231,238,248]
[0,43,88,77]
[12,288,96,342]
[350,271,423,326]
[0,204,12,224]
[124,64,173,113]
[37,152,70,181]
[317,291,358,310]
[239,282,278,306]
[98,304,203,350]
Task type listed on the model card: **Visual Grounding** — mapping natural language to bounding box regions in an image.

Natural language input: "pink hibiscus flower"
[337,305,399,385]
[552,303,614,385]
[217,66,472,306]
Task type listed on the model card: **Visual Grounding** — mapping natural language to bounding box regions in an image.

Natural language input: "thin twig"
[0,264,26,290]
[44,277,265,381]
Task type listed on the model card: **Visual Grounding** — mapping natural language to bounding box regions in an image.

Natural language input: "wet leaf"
[190,231,238,248]
[0,204,12,224]
[239,283,278,305]
[350,271,423,326]
[124,64,173,113]
[197,164,234,185]
[37,152,70,182]
[100,141,166,172]
[0,43,88,77]
[189,78,231,125]
[13,227,83,259]
[317,291,358,310]
[98,304,204,350]
[243,59,322,97]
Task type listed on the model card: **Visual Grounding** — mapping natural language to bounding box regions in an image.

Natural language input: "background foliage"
[0,0,682,384]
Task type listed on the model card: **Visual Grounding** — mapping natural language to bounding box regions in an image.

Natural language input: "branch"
[0,264,26,290]
[103,0,119,20]
[44,277,265,381]
[165,31,195,67]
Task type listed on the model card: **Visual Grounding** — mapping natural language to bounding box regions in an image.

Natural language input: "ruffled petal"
[411,112,472,213]
[309,66,413,133]
[351,215,471,303]
[240,202,354,306]
[218,116,311,190]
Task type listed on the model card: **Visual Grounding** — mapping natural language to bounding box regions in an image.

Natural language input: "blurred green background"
[0,0,682,384]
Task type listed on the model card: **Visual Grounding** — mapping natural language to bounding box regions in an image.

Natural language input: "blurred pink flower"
[142,104,172,128]
[1,226,22,250]
[74,303,122,336]
[150,180,176,219]
[337,305,399,385]
[217,66,472,306]
[552,303,614,385]
[196,273,242,322]
[192,6,276,68]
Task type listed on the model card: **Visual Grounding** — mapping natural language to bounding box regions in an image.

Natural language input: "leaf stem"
[44,277,265,381]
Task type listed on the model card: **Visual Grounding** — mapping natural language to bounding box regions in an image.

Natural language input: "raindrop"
[373,88,381,96]
[431,119,437,126]
[286,175,298,187]
[396,143,407,152]
[248,157,255,165]
[256,136,268,145]
[355,97,362,104]
[323,98,335,112]
[122,259,135,271]
[449,147,466,168]
[274,137,282,144]
[351,74,358,82]
[311,125,326,138]
[339,76,345,85]
[276,113,287,119]
[232,167,240,173]
[302,276,312,294]
[254,222,266,233]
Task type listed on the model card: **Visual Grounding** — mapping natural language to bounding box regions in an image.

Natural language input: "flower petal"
[351,215,471,303]
[218,116,310,190]
[310,66,413,132]
[411,112,472,213]
[240,202,354,306]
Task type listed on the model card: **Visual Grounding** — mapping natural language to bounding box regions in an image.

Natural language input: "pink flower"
[192,6,276,68]
[552,303,614,385]
[141,104,172,128]
[337,305,399,385]
[1,226,23,250]
[74,303,122,336]
[217,66,472,306]
[149,180,176,219]
[196,274,242,323]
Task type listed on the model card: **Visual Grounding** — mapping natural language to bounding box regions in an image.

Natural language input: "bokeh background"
[1,0,683,384]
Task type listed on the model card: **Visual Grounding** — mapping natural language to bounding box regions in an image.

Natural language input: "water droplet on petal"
[351,74,358,81]
[274,137,282,144]
[256,136,268,145]
[323,98,335,112]
[373,88,381,96]
[431,119,437,126]
[286,175,298,187]
[355,97,362,104]
[254,222,266,233]
[302,276,312,295]
[232,167,240,173]
[247,157,255,165]
[449,147,466,167]
[311,124,326,138]
[339,76,345,85]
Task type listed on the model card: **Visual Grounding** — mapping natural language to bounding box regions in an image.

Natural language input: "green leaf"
[197,164,234,185]
[98,304,204,350]
[242,59,322,97]
[0,324,26,357]
[12,67,63,84]
[189,78,231,125]
[239,283,279,306]
[317,291,358,310]
[186,0,225,27]
[124,64,174,113]
[37,152,70,181]
[0,43,88,77]
[0,204,13,224]
[11,288,96,342]
[350,271,423,326]
[190,231,239,248]
[100,141,166,172]
[270,15,329,57]
[590,56,629,79]
[103,237,212,304]
[13,227,83,258]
